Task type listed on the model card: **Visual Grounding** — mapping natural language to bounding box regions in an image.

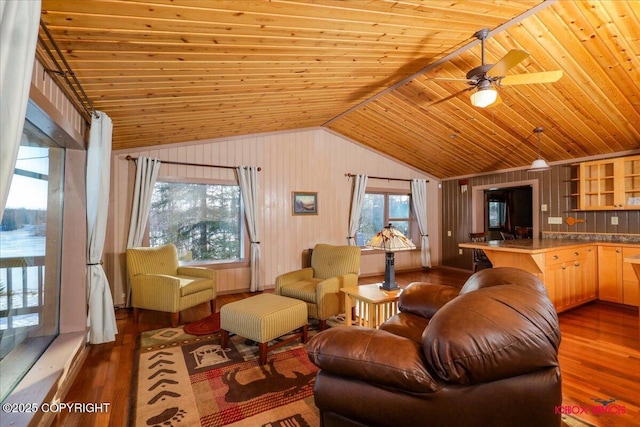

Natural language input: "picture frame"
[292,192,318,215]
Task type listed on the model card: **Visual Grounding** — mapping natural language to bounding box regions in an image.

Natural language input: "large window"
[357,192,411,246]
[0,134,64,401]
[149,181,244,264]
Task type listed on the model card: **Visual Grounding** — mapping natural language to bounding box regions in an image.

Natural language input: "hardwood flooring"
[49,268,639,427]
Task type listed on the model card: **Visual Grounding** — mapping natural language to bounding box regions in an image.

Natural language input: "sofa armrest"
[275,268,314,294]
[307,327,441,393]
[177,266,217,280]
[399,283,459,319]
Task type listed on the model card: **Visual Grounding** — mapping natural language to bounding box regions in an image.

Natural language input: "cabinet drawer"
[546,248,588,265]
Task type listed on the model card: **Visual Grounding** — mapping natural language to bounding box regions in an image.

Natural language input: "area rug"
[131,327,319,427]
[183,312,221,336]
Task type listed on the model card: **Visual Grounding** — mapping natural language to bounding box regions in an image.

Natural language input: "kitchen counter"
[459,238,640,313]
[459,238,640,254]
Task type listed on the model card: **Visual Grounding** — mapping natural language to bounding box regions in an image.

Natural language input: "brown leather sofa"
[307,267,562,427]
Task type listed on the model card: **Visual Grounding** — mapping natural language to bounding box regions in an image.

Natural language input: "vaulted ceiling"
[38,0,640,179]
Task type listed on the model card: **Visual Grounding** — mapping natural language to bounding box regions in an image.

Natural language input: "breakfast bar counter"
[459,238,640,312]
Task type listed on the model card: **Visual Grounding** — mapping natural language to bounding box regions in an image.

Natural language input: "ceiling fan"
[432,28,563,108]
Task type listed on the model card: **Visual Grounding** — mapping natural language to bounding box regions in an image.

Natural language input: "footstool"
[220,293,308,365]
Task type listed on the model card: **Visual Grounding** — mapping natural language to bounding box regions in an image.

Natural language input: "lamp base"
[379,281,399,291]
[380,251,398,291]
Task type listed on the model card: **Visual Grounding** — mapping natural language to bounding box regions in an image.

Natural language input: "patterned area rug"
[132,327,319,427]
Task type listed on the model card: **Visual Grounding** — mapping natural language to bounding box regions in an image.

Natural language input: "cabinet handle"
[616,249,621,253]
[575,263,580,267]
[562,266,566,270]
[574,252,579,256]
[553,255,559,260]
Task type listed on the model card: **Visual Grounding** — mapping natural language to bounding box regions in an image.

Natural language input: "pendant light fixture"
[527,127,551,172]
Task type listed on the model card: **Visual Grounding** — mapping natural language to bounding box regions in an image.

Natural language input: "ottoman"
[220,293,308,365]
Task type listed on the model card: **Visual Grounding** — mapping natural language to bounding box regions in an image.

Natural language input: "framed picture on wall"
[292,192,318,215]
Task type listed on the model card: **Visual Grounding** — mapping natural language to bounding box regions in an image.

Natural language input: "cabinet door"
[622,247,640,307]
[597,246,623,303]
[580,160,616,210]
[584,246,597,301]
[621,156,640,209]
[545,262,567,312]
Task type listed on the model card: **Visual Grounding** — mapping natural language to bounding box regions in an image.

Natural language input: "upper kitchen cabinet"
[577,155,640,211]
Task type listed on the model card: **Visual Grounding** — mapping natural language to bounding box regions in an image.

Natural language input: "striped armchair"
[275,244,361,330]
[126,244,216,327]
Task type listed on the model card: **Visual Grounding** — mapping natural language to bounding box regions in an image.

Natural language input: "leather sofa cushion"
[459,266,548,295]
[379,312,429,343]
[307,326,442,393]
[398,283,459,319]
[423,284,560,385]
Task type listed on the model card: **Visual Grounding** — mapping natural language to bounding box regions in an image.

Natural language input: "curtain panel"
[0,0,41,220]
[86,112,118,344]
[347,174,368,246]
[237,166,263,292]
[125,156,161,306]
[411,179,432,268]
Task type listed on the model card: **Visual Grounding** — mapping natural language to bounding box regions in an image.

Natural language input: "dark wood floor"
[50,268,640,427]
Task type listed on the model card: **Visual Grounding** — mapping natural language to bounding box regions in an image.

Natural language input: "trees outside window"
[149,181,243,264]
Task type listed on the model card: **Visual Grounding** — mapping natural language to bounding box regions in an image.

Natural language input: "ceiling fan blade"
[500,70,563,86]
[429,87,474,106]
[430,77,475,84]
[488,49,529,76]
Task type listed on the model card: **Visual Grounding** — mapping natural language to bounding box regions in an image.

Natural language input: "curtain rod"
[344,173,428,183]
[38,20,98,121]
[125,155,261,171]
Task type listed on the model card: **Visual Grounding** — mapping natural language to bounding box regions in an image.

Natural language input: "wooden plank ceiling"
[38,0,640,179]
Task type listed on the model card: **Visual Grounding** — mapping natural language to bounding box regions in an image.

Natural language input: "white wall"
[107,128,441,305]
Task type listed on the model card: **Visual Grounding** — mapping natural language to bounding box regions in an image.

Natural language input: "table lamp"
[366,223,416,290]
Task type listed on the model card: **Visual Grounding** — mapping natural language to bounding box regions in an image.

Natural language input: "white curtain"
[125,156,161,305]
[237,166,262,291]
[347,174,368,246]
[411,179,432,267]
[0,0,41,221]
[86,112,117,344]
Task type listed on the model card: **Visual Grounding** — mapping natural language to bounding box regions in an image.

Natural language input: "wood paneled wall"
[29,60,86,148]
[442,162,640,270]
[107,128,439,305]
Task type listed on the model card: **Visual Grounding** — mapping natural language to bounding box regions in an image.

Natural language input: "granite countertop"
[459,238,640,254]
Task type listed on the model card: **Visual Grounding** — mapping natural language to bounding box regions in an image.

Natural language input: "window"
[488,200,507,229]
[149,181,244,264]
[0,134,64,401]
[356,192,411,246]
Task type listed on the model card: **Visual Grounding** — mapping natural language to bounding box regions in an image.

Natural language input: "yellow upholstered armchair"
[275,243,361,330]
[126,244,217,327]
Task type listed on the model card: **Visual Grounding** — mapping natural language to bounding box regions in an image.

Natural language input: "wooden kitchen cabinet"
[598,245,640,307]
[544,246,596,312]
[598,246,624,303]
[578,155,640,210]
[622,247,640,307]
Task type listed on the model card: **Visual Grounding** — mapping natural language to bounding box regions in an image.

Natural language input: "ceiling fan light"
[528,158,551,172]
[470,87,497,108]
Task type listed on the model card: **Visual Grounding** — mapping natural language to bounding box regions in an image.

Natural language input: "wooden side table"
[341,284,401,328]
